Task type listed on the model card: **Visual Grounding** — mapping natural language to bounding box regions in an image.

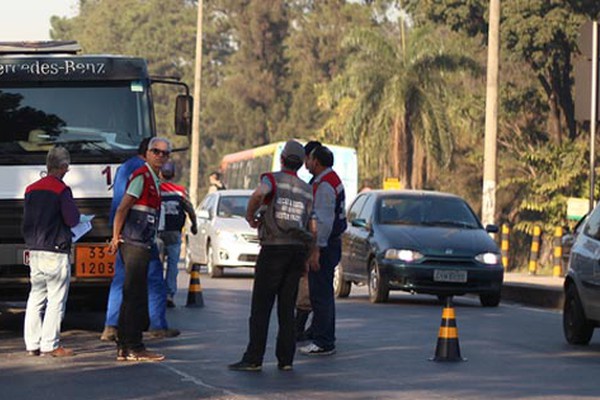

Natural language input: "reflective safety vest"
[121,164,161,248]
[259,171,313,246]
[313,169,347,241]
[160,182,188,232]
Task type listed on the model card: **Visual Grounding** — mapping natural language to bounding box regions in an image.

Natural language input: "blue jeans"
[105,244,168,330]
[308,239,341,351]
[164,238,182,298]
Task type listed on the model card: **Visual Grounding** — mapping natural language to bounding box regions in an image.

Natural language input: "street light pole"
[189,0,203,207]
[482,0,500,227]
[589,20,598,213]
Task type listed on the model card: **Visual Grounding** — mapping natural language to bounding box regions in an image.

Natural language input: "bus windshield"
[0,81,151,164]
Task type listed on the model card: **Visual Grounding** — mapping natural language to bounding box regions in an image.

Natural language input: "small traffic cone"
[429,296,466,362]
[186,263,204,308]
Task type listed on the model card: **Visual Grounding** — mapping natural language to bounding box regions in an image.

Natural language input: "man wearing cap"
[159,161,198,307]
[229,140,316,372]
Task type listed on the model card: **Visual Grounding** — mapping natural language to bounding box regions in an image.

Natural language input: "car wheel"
[207,244,224,278]
[479,291,501,307]
[334,263,351,298]
[368,259,389,303]
[563,285,594,345]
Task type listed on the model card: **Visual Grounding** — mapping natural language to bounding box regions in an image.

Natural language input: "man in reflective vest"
[299,145,347,356]
[159,161,197,307]
[108,137,171,362]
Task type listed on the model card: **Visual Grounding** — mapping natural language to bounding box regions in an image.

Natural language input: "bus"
[220,141,358,206]
[0,41,192,307]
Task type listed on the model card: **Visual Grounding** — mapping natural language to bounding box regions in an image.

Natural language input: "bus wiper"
[39,138,112,155]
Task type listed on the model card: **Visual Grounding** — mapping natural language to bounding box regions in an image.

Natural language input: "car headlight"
[217,230,240,242]
[475,252,501,265]
[384,249,424,262]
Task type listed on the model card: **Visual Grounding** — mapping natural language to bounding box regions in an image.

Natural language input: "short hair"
[281,155,303,171]
[312,145,334,167]
[210,171,221,180]
[304,140,322,156]
[148,137,172,152]
[138,138,150,155]
[47,146,70,171]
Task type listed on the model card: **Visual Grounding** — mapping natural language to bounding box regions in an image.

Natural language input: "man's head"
[138,138,151,157]
[309,145,334,175]
[209,171,222,183]
[280,140,305,171]
[146,137,171,172]
[304,140,322,171]
[46,146,70,178]
[161,161,176,180]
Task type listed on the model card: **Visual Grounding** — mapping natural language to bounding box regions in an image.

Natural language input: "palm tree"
[321,24,481,188]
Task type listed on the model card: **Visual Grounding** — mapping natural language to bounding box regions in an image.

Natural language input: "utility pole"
[482,0,500,227]
[589,20,598,213]
[189,0,203,207]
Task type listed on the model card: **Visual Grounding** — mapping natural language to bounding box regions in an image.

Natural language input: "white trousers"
[24,250,70,352]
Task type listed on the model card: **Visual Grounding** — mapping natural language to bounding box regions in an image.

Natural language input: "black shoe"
[26,349,40,356]
[166,298,176,308]
[228,360,262,372]
[278,363,293,371]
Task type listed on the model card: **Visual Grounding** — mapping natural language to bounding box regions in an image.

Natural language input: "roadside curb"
[501,281,564,310]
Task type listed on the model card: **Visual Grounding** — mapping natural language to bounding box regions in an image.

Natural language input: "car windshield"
[378,196,481,229]
[217,195,250,218]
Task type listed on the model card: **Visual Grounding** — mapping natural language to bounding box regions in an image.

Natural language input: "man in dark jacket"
[23,146,80,357]
[159,161,197,307]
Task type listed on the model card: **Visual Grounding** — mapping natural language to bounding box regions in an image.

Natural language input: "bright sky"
[0,0,79,41]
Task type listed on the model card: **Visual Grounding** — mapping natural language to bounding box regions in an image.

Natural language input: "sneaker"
[278,364,293,371]
[26,349,41,356]
[147,328,180,339]
[116,349,128,361]
[299,343,336,356]
[100,326,117,342]
[228,360,262,372]
[123,349,165,362]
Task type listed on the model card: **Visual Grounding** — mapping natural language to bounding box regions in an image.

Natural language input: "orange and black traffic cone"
[430,296,466,362]
[186,263,204,308]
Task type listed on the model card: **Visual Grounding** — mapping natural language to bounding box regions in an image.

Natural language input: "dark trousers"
[243,245,307,366]
[308,239,341,350]
[117,242,151,352]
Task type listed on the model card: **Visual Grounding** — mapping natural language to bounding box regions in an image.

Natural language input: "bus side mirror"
[175,95,193,136]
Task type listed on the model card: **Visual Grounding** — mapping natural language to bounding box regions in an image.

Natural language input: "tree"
[320,23,481,188]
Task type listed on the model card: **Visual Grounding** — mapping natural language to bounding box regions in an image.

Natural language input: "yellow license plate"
[75,244,116,278]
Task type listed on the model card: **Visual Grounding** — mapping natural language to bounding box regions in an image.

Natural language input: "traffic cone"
[429,296,466,362]
[186,263,204,308]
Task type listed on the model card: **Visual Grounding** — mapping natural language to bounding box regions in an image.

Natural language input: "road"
[1,267,600,400]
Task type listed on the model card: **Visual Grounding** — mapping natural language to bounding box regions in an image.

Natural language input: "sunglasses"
[150,148,170,157]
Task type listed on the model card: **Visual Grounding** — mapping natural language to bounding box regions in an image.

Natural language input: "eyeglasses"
[150,148,170,157]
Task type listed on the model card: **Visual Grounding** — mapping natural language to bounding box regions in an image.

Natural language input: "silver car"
[185,190,260,277]
[563,203,600,344]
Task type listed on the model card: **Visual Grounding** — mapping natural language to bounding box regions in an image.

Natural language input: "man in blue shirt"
[100,138,179,341]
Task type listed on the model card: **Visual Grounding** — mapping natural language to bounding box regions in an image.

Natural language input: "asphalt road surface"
[1,267,600,400]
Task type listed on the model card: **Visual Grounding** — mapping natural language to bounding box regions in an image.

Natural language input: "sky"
[1,0,79,41]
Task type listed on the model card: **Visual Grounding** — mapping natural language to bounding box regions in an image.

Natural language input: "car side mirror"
[485,224,499,233]
[198,209,210,220]
[351,218,368,228]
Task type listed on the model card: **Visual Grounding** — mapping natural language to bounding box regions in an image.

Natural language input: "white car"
[185,190,260,277]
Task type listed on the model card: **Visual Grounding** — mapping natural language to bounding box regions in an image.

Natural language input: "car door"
[342,194,367,279]
[352,194,376,280]
[572,204,600,319]
[196,194,216,264]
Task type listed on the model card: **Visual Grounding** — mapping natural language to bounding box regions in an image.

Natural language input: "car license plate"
[75,244,116,278]
[433,269,467,283]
